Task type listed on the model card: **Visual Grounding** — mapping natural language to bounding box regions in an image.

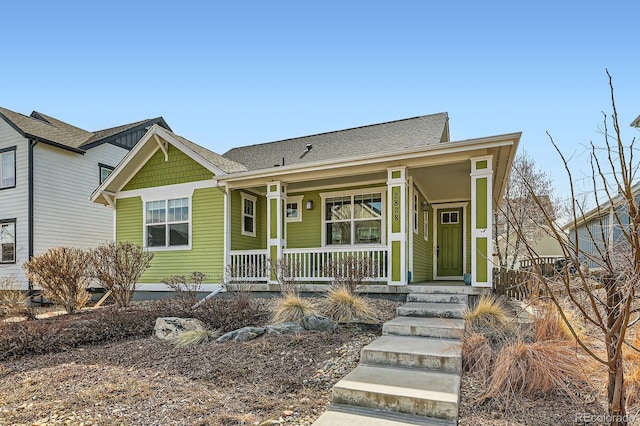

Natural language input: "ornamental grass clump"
[171,329,220,347]
[23,247,91,314]
[462,332,494,380]
[322,285,379,323]
[532,301,583,342]
[271,293,319,324]
[464,294,511,333]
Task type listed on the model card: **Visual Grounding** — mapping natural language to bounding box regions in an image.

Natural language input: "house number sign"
[393,190,399,222]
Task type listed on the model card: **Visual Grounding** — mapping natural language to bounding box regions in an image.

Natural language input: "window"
[441,211,459,224]
[0,219,16,263]
[99,163,114,184]
[0,147,16,189]
[145,198,189,248]
[241,193,256,237]
[324,191,383,245]
[286,195,303,223]
[413,193,419,234]
[423,211,429,241]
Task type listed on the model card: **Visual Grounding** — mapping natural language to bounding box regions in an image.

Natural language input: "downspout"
[27,139,37,292]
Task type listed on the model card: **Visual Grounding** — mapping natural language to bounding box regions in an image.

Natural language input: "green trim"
[269,198,277,239]
[269,184,277,192]
[391,241,401,281]
[269,245,278,280]
[231,191,266,250]
[476,237,488,282]
[123,144,213,190]
[391,170,401,179]
[476,160,488,170]
[476,177,488,229]
[391,186,401,233]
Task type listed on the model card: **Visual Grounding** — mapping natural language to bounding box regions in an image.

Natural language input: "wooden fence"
[493,268,548,301]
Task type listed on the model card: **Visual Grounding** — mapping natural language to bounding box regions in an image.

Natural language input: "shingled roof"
[165,128,247,174]
[223,113,449,171]
[0,107,167,152]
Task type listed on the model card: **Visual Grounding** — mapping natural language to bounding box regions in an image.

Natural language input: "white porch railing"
[228,247,389,282]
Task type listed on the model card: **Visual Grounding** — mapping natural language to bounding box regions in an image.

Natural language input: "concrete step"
[383,316,465,339]
[406,285,486,295]
[407,293,468,304]
[397,302,466,319]
[361,335,462,373]
[333,365,460,421]
[313,404,456,426]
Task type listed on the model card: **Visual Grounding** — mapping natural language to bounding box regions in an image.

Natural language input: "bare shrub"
[23,247,91,314]
[90,241,154,307]
[162,272,206,307]
[321,285,379,323]
[271,257,301,295]
[323,255,378,294]
[193,292,270,332]
[271,293,319,323]
[0,277,28,318]
[481,339,589,405]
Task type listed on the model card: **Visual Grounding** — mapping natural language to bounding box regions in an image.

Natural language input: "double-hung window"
[241,193,256,237]
[0,147,16,189]
[0,219,16,263]
[145,198,190,248]
[325,191,383,245]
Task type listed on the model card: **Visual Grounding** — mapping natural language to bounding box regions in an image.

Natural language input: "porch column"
[267,181,286,284]
[387,167,408,285]
[470,156,493,287]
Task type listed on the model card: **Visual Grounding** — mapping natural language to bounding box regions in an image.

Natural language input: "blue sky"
[2,1,638,201]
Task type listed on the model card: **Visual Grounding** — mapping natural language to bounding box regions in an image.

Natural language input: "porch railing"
[228,247,389,283]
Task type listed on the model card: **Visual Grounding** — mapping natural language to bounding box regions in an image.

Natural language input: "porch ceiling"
[411,162,471,203]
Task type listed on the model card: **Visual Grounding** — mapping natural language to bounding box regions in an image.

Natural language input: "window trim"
[285,195,304,223]
[99,163,115,184]
[413,192,419,234]
[320,187,386,247]
[0,146,17,190]
[423,210,429,241]
[0,218,16,264]
[241,192,257,237]
[143,197,192,251]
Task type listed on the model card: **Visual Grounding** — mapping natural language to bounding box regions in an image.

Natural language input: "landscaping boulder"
[301,315,335,332]
[216,326,266,343]
[154,317,206,341]
[266,322,305,335]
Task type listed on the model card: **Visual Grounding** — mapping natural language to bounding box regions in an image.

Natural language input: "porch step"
[406,285,486,295]
[407,293,468,304]
[397,302,466,319]
[332,364,460,421]
[383,316,465,339]
[360,335,462,373]
[313,404,456,426]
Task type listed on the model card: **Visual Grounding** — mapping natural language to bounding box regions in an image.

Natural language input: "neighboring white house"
[0,107,170,290]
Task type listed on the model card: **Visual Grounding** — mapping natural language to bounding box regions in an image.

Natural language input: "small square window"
[286,196,303,223]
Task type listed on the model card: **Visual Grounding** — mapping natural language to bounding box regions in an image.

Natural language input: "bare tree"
[494,152,562,270]
[90,241,154,307]
[515,71,638,425]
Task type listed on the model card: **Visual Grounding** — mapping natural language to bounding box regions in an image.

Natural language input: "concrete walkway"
[314,286,484,426]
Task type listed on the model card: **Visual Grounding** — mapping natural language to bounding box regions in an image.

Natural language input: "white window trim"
[143,197,192,251]
[413,192,419,234]
[241,192,257,237]
[320,187,386,247]
[424,210,429,241]
[0,147,16,190]
[286,195,304,223]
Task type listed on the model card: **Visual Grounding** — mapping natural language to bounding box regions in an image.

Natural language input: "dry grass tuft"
[480,339,587,404]
[465,294,511,332]
[462,332,493,380]
[624,332,640,407]
[271,294,319,323]
[322,285,379,323]
[172,329,220,347]
[0,278,28,318]
[533,301,583,342]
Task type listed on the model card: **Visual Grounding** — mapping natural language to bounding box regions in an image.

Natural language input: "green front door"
[437,208,463,277]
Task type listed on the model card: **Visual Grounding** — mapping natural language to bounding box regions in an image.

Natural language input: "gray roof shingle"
[165,129,247,174]
[223,113,449,171]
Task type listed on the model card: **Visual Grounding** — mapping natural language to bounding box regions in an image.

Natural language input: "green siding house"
[92,114,520,291]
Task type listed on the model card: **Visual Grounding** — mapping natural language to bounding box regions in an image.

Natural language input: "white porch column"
[267,181,286,284]
[470,156,493,287]
[387,167,408,285]
[222,184,231,284]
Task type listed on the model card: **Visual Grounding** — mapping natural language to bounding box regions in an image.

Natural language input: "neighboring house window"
[99,163,114,184]
[0,147,16,189]
[0,219,16,263]
[424,211,429,241]
[145,198,189,248]
[325,192,383,245]
[241,193,256,237]
[286,195,303,223]
[413,193,419,234]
